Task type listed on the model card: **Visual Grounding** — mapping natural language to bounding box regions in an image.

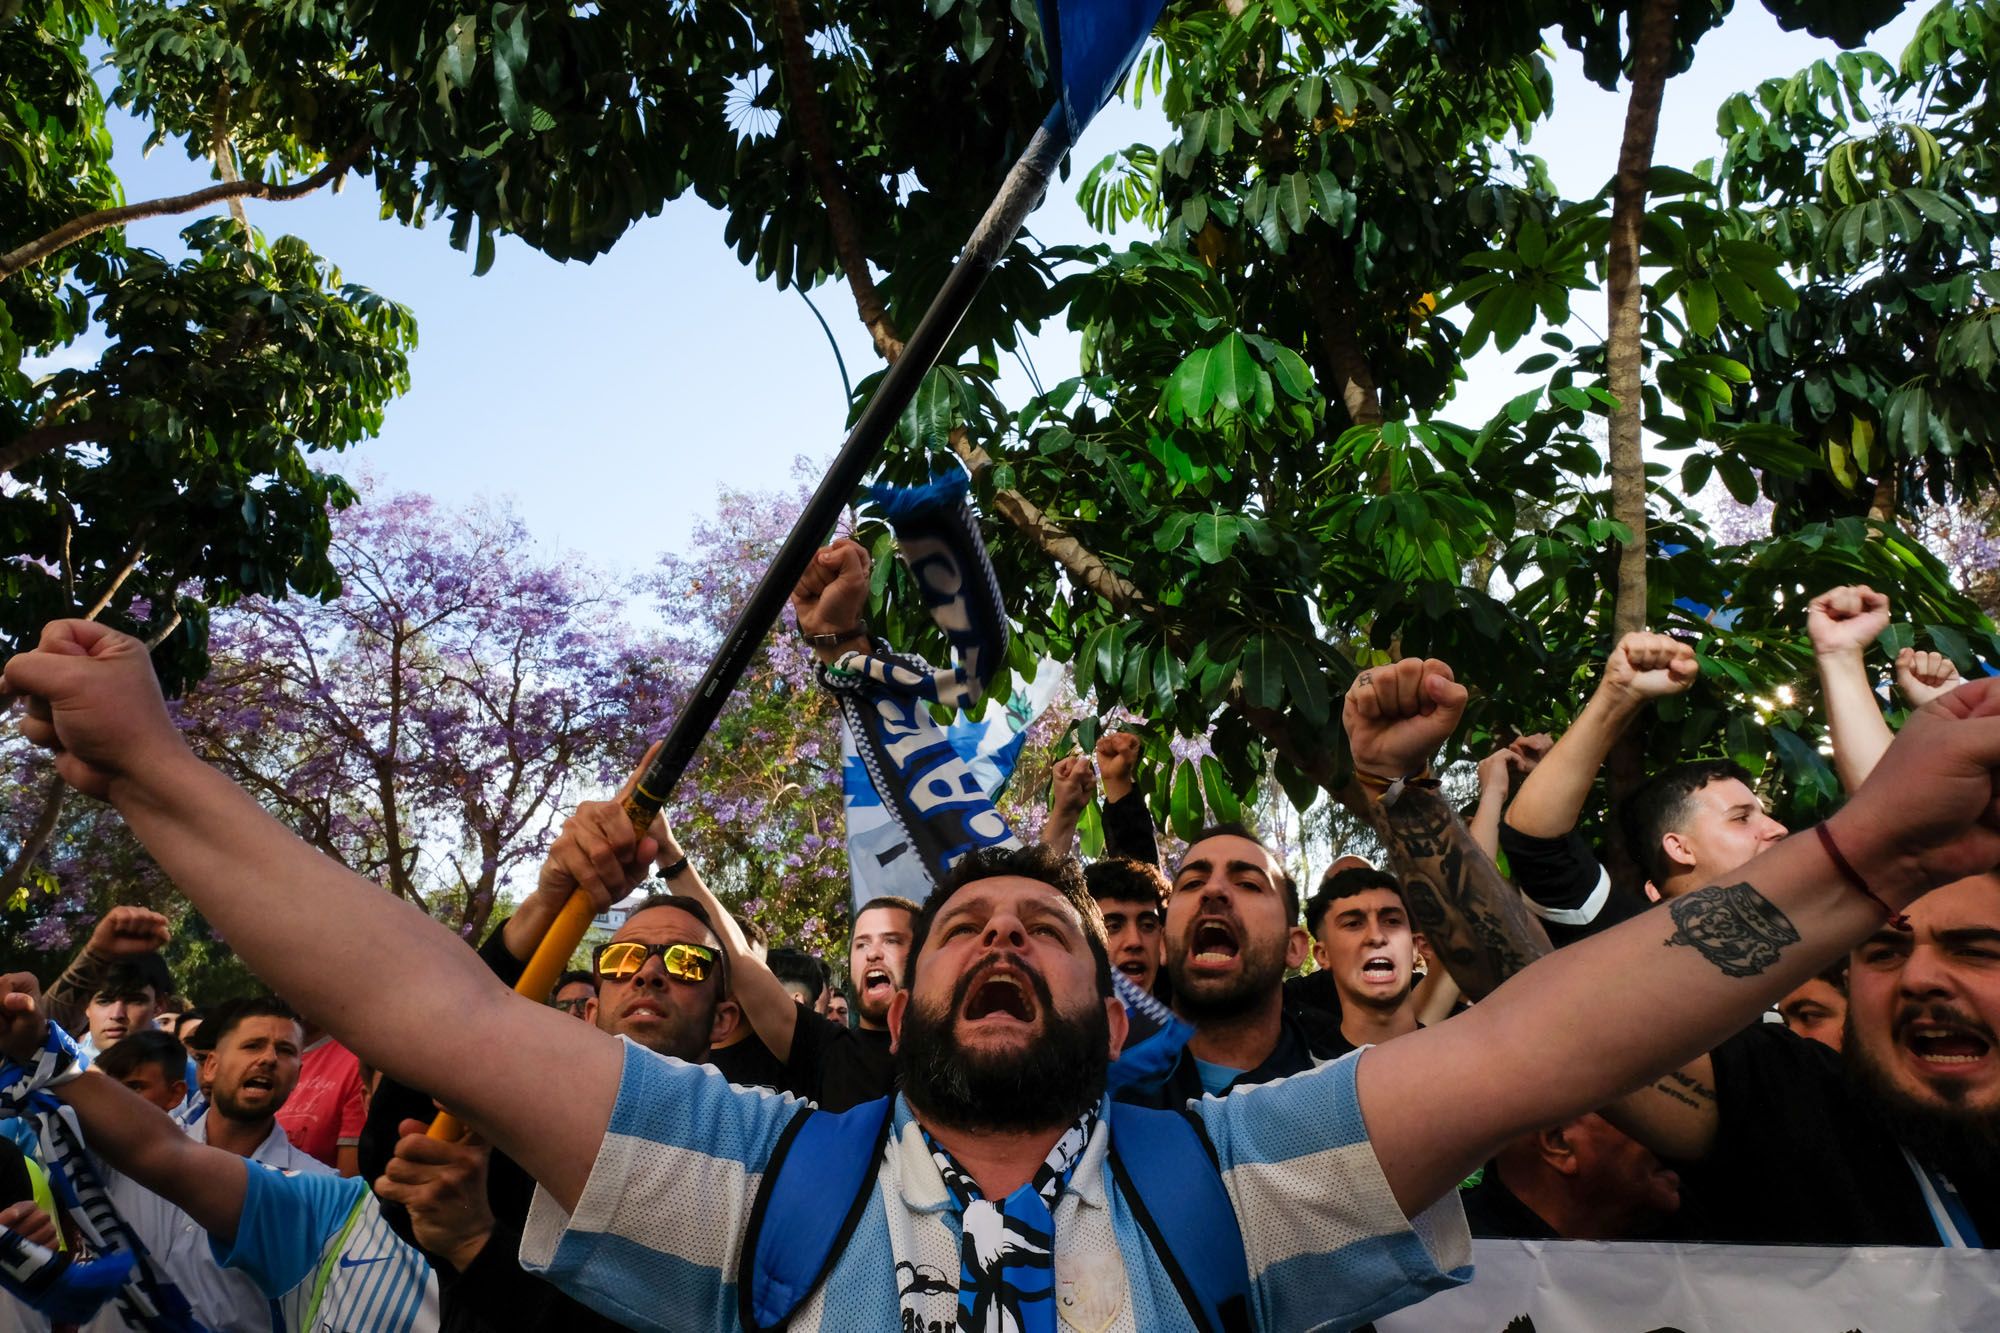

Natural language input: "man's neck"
[1337,994,1420,1050]
[204,1111,275,1160]
[1495,1159,1631,1242]
[920,1117,1070,1200]
[1181,989,1284,1072]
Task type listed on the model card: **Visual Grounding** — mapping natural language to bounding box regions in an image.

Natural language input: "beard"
[896,956,1110,1135]
[1846,1007,2000,1180]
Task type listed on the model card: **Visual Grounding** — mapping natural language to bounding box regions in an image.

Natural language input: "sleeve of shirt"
[518,1037,802,1333]
[336,1059,368,1146]
[211,1163,367,1295]
[1193,1050,1473,1331]
[1100,790,1161,868]
[782,1006,837,1101]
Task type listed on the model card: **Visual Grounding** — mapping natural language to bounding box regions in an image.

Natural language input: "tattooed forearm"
[1662,882,1802,979]
[1382,788,1552,1000]
[1648,1068,1716,1111]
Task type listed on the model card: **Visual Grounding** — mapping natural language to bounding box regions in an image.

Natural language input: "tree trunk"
[0,139,370,284]
[771,0,904,362]
[1605,0,1676,637]
[1867,472,1896,523]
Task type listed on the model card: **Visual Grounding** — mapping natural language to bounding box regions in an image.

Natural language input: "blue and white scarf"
[924,1108,1096,1333]
[823,470,1022,887]
[0,1021,208,1331]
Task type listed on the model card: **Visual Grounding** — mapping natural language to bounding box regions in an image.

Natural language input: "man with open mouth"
[14,559,2000,1326]
[1302,866,1430,1058]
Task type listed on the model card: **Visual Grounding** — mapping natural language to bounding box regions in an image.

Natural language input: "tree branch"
[0,775,68,903]
[82,521,154,621]
[0,421,104,477]
[0,138,372,284]
[771,0,903,361]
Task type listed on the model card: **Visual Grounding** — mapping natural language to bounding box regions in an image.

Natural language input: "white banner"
[1374,1239,2000,1332]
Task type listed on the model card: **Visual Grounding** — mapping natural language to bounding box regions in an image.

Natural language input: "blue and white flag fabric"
[823,471,1024,900]
[1037,0,1171,140]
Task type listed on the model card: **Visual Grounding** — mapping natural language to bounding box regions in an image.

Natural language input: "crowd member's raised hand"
[82,905,172,959]
[1094,730,1143,803]
[0,620,189,800]
[1343,657,1468,792]
[1806,584,1891,660]
[1037,753,1097,856]
[377,1118,497,1273]
[790,539,873,664]
[1807,584,1900,794]
[1896,645,1964,709]
[0,973,48,1064]
[1599,631,1699,705]
[1470,733,1552,860]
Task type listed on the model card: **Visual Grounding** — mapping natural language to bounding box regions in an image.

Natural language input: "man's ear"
[709,998,742,1048]
[886,988,908,1055]
[168,1079,188,1107]
[1310,938,1331,972]
[1537,1123,1582,1175]
[1659,831,1696,878]
[582,996,600,1028]
[1284,924,1311,971]
[1104,995,1130,1062]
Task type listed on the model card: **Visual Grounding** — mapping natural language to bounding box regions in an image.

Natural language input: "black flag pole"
[437,110,1078,1121]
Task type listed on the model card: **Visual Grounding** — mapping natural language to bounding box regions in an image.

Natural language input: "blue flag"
[1038,0,1170,139]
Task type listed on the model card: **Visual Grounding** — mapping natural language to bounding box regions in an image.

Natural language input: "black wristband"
[656,855,690,881]
[801,619,868,650]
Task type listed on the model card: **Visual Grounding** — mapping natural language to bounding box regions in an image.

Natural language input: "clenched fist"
[1344,659,1467,789]
[1807,585,1891,660]
[1599,632,1698,704]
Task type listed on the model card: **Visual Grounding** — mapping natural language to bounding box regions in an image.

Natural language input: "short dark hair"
[1179,823,1300,925]
[733,912,770,953]
[621,893,718,938]
[96,1029,187,1088]
[553,969,596,995]
[202,996,300,1050]
[92,960,163,1005]
[1084,857,1169,914]
[1621,759,1759,886]
[854,895,920,938]
[1305,867,1409,938]
[179,1007,217,1052]
[907,845,1112,997]
[768,947,830,1002]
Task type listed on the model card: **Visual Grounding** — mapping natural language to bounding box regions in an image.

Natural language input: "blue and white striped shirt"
[521,1039,1470,1332]
[212,1165,438,1333]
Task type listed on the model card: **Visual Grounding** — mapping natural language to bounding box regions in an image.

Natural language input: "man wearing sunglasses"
[15,559,2000,1329]
[358,873,741,1333]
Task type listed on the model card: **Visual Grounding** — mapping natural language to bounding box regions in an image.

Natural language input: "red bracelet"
[1814,823,1912,931]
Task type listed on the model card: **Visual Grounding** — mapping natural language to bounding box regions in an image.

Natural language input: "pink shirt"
[274,1035,366,1169]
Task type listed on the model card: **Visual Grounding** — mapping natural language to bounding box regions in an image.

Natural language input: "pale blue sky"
[88,4,1926,574]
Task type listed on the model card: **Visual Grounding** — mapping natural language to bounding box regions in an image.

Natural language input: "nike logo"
[337,1254,388,1269]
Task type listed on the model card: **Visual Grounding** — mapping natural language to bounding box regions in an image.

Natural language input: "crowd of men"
[0,542,1994,1333]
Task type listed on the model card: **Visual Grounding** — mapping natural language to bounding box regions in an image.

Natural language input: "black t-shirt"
[1101,789,1162,868]
[1677,1023,1999,1247]
[1497,822,1652,948]
[1459,1166,1559,1240]
[786,1008,896,1111]
[708,1029,795,1095]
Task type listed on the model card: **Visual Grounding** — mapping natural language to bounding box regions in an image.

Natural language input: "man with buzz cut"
[8,548,2000,1328]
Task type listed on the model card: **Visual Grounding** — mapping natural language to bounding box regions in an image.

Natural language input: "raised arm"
[1,621,641,1212]
[1466,735,1547,860]
[1355,677,2000,1214]
[0,979,245,1240]
[665,819,806,1062]
[1346,660,1552,1000]
[41,906,172,1036]
[1896,646,1964,710]
[1037,755,1096,857]
[1809,584,1896,793]
[1505,632,1695,840]
[1094,731,1162,866]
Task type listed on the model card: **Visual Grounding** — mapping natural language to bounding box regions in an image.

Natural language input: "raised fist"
[1601,632,1698,703]
[86,905,171,960]
[1807,585,1891,660]
[1343,658,1467,787]
[790,540,872,658]
[1896,647,1964,710]
[1,621,188,801]
[1094,731,1143,801]
[1048,755,1097,819]
[0,973,48,1065]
